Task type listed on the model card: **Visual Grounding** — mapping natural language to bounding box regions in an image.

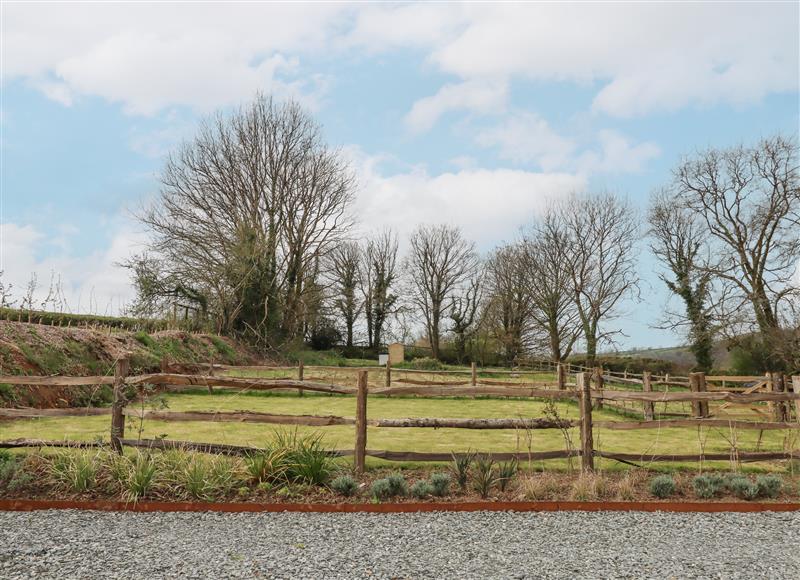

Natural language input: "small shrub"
[649,475,676,499]
[693,474,724,499]
[497,458,518,492]
[472,455,497,499]
[450,451,474,491]
[410,480,434,499]
[728,476,759,500]
[429,472,451,497]
[755,474,782,499]
[371,478,392,500]
[330,475,359,497]
[385,473,408,497]
[0,449,13,464]
[237,486,250,498]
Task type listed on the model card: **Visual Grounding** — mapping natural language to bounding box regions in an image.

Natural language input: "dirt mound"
[0,321,257,408]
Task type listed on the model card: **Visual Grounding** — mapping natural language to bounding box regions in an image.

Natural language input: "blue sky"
[1,2,798,349]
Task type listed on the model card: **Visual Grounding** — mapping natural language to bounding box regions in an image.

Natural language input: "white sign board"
[378,354,389,365]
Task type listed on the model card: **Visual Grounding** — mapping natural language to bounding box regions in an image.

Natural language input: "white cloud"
[4,3,346,115]
[474,113,660,174]
[575,130,661,175]
[0,221,146,315]
[475,112,575,171]
[6,4,792,120]
[348,150,585,249]
[404,80,507,133]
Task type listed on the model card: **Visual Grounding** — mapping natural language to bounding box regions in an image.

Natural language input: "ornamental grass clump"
[429,472,451,497]
[497,458,518,492]
[49,450,96,493]
[450,451,474,491]
[649,474,676,499]
[330,475,359,497]
[471,455,497,499]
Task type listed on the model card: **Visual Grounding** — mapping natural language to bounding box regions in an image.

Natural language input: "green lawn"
[2,389,794,472]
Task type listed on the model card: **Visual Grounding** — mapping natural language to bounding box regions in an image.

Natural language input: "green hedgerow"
[429,472,451,497]
[330,475,359,497]
[649,475,676,499]
[410,480,434,499]
[755,475,782,499]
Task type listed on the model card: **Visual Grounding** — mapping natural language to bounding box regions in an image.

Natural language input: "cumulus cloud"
[1,221,146,315]
[404,80,507,133]
[474,113,660,175]
[347,150,586,249]
[5,3,794,120]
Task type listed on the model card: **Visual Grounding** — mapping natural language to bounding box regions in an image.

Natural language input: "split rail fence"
[1,360,799,473]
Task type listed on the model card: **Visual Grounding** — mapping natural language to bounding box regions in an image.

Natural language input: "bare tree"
[648,190,715,371]
[133,93,355,346]
[407,224,479,360]
[673,135,799,366]
[0,271,15,309]
[559,193,640,364]
[360,229,399,350]
[484,244,533,365]
[448,269,483,363]
[326,241,362,347]
[521,213,582,362]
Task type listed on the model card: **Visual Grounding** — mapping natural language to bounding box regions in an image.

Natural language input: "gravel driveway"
[1,509,797,579]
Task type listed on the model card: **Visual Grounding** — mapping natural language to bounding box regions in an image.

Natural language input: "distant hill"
[607,342,732,372]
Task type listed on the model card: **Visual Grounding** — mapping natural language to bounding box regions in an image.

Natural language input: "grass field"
[2,387,795,473]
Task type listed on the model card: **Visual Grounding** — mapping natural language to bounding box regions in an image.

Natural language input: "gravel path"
[1,510,798,579]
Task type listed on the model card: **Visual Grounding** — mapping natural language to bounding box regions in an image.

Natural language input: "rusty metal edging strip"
[1,499,799,513]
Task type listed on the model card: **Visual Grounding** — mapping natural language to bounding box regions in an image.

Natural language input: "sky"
[1,2,798,350]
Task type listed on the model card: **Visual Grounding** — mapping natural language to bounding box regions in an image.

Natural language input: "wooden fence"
[1,360,799,474]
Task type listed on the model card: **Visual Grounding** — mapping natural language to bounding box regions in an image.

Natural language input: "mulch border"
[2,499,799,513]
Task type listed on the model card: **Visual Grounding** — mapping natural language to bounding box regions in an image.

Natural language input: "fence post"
[769,372,788,422]
[110,357,130,454]
[792,376,800,424]
[592,367,604,409]
[578,372,594,472]
[298,360,304,397]
[471,362,477,386]
[689,372,708,418]
[385,361,391,388]
[556,363,566,390]
[354,370,368,475]
[207,357,214,394]
[642,371,655,421]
